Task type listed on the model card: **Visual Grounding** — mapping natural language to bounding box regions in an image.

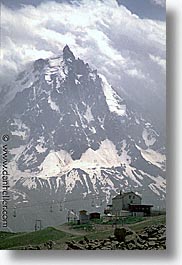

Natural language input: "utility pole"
[67,210,70,223]
[115,212,118,228]
[13,208,16,218]
[35,219,42,231]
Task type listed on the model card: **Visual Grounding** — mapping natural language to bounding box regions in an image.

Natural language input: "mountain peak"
[0,46,166,229]
[63,45,75,62]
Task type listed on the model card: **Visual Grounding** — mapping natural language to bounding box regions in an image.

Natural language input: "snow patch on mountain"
[149,183,160,196]
[35,144,47,154]
[48,94,60,112]
[65,169,83,193]
[34,139,165,196]
[73,104,87,129]
[99,74,126,116]
[142,126,158,147]
[38,152,62,178]
[138,168,166,195]
[22,177,37,190]
[34,139,146,193]
[37,150,73,179]
[84,105,94,123]
[11,119,29,140]
[45,56,67,84]
[148,175,166,196]
[37,139,123,179]
[79,139,122,168]
[8,145,31,186]
[136,145,166,171]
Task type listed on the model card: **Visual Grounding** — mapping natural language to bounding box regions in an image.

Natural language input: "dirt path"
[54,215,166,237]
[126,215,166,231]
[54,224,87,236]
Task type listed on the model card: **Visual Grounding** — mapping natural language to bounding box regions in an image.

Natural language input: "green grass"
[90,218,104,224]
[70,223,94,231]
[129,215,166,231]
[103,216,145,225]
[0,231,20,240]
[63,229,114,244]
[0,227,69,250]
[123,216,145,224]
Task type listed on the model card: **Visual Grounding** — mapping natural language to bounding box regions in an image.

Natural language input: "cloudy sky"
[0,0,166,80]
[0,0,166,128]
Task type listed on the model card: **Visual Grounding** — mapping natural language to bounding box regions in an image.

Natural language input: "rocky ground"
[66,224,166,250]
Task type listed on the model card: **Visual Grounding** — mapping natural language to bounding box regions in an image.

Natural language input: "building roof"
[129,204,153,212]
[129,204,153,207]
[112,191,141,200]
[79,210,87,214]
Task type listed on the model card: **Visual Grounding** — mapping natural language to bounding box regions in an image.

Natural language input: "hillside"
[0,215,166,250]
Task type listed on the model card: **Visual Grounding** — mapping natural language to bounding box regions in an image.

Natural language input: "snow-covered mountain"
[0,46,166,231]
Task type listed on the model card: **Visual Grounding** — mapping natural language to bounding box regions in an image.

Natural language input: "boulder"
[127,243,136,250]
[109,235,116,241]
[158,235,166,242]
[148,241,156,247]
[114,227,127,242]
[66,242,85,250]
[139,233,148,240]
[83,236,89,243]
[135,242,145,250]
[148,237,158,241]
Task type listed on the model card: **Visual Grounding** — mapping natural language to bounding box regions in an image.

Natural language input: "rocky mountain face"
[0,46,166,231]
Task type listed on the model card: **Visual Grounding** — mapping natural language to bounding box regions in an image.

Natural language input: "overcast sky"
[1,0,166,20]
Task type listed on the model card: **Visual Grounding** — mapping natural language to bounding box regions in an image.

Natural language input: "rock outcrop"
[66,224,166,250]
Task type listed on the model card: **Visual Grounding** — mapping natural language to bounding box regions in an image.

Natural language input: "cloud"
[149,54,166,70]
[151,0,166,8]
[1,0,166,130]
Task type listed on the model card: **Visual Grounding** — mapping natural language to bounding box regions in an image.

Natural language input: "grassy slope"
[128,215,166,231]
[0,227,70,250]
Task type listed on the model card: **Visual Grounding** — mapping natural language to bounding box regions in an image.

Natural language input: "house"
[129,204,153,216]
[67,209,78,223]
[112,191,142,215]
[102,213,114,222]
[89,212,100,220]
[79,210,89,224]
[111,191,153,216]
[104,204,112,215]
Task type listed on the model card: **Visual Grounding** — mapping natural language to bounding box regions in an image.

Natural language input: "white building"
[112,191,142,216]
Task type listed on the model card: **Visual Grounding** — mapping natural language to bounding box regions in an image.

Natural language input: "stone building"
[111,191,153,216]
[112,191,141,216]
[79,210,89,224]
